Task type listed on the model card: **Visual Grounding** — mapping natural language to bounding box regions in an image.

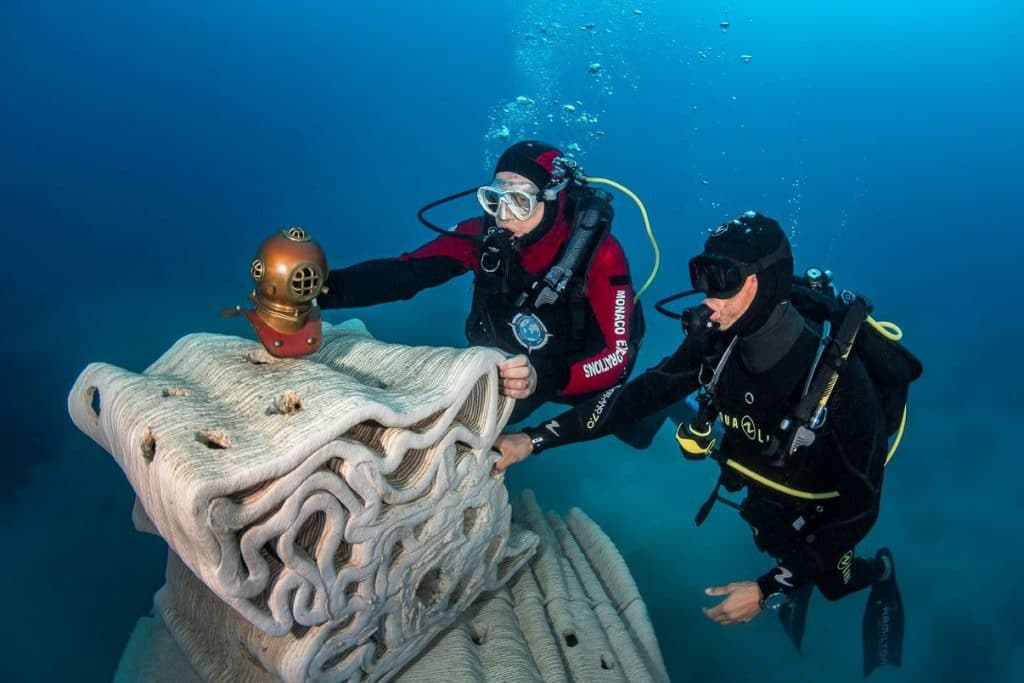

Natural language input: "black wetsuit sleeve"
[531,356,572,400]
[319,221,480,310]
[319,256,467,309]
[525,337,704,448]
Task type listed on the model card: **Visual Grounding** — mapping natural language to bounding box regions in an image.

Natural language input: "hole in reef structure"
[600,653,616,669]
[562,629,579,647]
[415,567,445,607]
[88,386,101,418]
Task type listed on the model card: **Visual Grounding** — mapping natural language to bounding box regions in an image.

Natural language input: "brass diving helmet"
[233,227,329,357]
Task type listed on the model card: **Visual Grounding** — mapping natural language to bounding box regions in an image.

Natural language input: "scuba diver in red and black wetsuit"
[493,212,922,676]
[318,141,647,423]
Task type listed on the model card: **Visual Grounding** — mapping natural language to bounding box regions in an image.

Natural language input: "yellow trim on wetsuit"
[722,458,841,500]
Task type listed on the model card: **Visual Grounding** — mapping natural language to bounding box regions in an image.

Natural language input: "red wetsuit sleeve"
[320,219,480,309]
[560,236,637,396]
[402,219,480,269]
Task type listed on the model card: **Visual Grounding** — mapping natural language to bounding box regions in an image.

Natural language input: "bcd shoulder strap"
[768,292,870,464]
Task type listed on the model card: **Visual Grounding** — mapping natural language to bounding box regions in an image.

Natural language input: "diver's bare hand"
[498,355,537,399]
[490,433,533,475]
[702,581,763,625]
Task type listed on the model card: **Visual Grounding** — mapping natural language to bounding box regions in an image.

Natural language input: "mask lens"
[476,187,503,216]
[688,256,708,291]
[689,254,745,298]
[506,190,535,216]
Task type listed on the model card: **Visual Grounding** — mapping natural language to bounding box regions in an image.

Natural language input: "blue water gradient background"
[2,1,1021,681]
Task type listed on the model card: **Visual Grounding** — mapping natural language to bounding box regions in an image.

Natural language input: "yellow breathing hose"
[868,315,903,341]
[866,315,906,465]
[886,406,907,466]
[582,176,660,302]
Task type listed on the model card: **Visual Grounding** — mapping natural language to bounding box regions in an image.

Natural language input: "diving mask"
[476,182,541,221]
[689,242,790,299]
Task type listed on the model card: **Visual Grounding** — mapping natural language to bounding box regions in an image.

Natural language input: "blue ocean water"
[2,1,1021,681]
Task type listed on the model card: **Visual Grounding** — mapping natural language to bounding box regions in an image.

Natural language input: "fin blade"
[779,582,814,659]
[863,549,904,676]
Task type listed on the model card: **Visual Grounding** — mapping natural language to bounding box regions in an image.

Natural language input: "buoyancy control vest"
[466,186,646,360]
[687,268,923,525]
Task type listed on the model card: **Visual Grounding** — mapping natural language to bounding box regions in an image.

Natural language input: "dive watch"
[761,591,790,610]
[523,427,547,454]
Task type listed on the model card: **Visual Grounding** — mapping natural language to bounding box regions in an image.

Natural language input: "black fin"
[779,582,814,658]
[862,548,904,677]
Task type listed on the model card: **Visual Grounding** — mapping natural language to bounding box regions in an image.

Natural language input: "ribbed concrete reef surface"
[70,320,536,682]
[395,490,669,683]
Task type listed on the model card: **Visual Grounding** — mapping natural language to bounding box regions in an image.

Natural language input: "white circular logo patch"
[509,313,551,352]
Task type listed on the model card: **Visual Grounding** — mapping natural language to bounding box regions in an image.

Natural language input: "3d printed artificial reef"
[68,320,668,682]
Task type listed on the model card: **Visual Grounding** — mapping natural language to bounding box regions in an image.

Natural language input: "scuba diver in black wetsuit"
[493,212,922,676]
